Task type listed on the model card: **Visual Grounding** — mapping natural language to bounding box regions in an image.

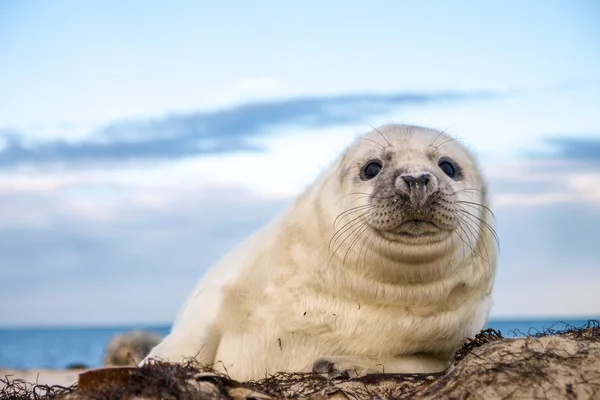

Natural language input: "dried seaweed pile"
[0,377,72,400]
[2,320,599,400]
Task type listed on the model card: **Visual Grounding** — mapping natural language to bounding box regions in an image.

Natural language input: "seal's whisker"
[359,137,386,150]
[342,221,371,270]
[454,212,487,262]
[455,200,497,222]
[328,216,369,268]
[456,208,488,247]
[333,192,369,207]
[333,204,373,229]
[448,181,480,190]
[340,192,375,198]
[429,124,457,148]
[373,129,391,148]
[434,137,466,150]
[454,217,489,265]
[453,219,471,262]
[360,224,377,274]
[456,209,494,244]
[329,207,373,251]
[349,196,373,205]
[445,234,455,272]
[339,192,393,202]
[329,211,370,252]
[429,130,446,149]
[456,210,492,265]
[448,185,484,198]
[459,214,495,267]
[328,214,364,250]
[456,207,500,248]
[453,188,483,194]
[361,121,391,147]
[376,234,386,276]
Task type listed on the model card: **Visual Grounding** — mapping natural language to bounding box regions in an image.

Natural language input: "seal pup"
[142,123,498,381]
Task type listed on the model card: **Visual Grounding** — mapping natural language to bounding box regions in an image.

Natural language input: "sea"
[0,318,597,370]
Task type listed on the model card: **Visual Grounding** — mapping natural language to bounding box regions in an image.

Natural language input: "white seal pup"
[143,123,498,381]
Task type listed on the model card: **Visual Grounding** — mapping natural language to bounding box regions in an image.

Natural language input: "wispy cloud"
[542,137,600,162]
[484,135,600,207]
[525,136,600,163]
[0,90,498,168]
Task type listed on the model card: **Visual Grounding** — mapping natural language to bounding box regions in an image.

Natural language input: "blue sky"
[0,0,599,326]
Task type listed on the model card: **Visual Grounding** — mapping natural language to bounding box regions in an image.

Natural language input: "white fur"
[143,124,498,381]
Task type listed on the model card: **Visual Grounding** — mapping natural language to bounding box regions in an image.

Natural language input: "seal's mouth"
[377,221,446,243]
[395,219,439,236]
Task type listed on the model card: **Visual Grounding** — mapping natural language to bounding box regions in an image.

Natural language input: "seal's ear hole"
[360,160,382,181]
[438,157,461,180]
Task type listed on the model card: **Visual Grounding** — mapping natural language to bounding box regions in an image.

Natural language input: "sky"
[0,0,599,326]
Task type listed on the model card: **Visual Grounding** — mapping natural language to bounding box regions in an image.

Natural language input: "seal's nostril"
[418,173,431,187]
[402,176,417,184]
[402,173,430,188]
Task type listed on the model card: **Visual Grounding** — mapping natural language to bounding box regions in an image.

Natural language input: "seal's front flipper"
[311,355,383,379]
[140,326,221,368]
[311,354,450,379]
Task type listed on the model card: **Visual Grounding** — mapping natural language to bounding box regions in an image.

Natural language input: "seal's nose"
[395,172,437,205]
[402,173,431,190]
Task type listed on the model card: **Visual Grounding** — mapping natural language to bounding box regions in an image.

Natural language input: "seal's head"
[323,123,496,280]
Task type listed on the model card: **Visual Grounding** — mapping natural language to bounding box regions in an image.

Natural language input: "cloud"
[545,137,600,162]
[484,135,600,207]
[528,136,600,164]
[0,90,497,168]
[488,166,600,206]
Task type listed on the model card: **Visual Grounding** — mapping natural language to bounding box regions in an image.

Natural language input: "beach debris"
[103,330,162,367]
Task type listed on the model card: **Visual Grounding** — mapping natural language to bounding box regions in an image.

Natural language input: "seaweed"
[0,376,74,400]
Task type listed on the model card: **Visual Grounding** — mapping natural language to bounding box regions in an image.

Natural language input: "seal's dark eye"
[361,160,382,180]
[438,158,458,179]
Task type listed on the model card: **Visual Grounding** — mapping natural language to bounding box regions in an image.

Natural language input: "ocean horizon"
[0,317,597,370]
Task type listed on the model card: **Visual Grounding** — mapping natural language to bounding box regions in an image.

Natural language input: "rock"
[103,330,162,367]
